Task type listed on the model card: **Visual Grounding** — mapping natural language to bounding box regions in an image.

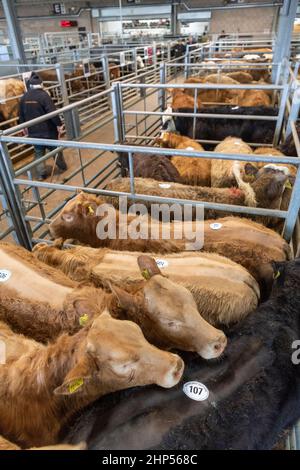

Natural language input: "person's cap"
[29,73,43,85]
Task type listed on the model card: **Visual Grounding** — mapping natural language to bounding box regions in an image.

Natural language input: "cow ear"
[137,255,162,280]
[54,358,91,396]
[109,284,140,312]
[244,163,259,177]
[255,262,275,301]
[79,201,98,217]
[73,299,93,328]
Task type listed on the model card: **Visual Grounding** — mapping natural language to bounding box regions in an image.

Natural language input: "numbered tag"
[0,269,11,283]
[159,183,171,189]
[183,381,209,402]
[210,223,222,230]
[156,259,169,269]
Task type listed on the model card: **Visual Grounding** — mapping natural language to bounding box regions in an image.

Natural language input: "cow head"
[246,164,289,209]
[49,192,101,244]
[161,107,177,133]
[156,131,172,147]
[110,256,227,359]
[257,259,300,300]
[54,309,184,396]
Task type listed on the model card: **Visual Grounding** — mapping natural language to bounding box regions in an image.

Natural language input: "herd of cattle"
[1,56,300,450]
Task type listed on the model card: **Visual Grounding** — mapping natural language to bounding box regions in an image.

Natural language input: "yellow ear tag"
[79,314,89,327]
[273,271,280,280]
[141,268,151,280]
[88,205,95,215]
[285,180,292,190]
[68,378,84,394]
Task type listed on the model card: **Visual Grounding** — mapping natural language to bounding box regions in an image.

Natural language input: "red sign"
[60,20,78,28]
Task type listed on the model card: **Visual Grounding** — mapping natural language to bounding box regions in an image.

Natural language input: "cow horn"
[137,255,162,280]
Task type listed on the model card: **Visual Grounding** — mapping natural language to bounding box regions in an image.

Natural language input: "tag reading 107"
[183,381,210,401]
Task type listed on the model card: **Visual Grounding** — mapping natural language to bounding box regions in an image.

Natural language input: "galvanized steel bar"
[0,140,32,249]
[286,87,300,137]
[128,152,135,195]
[12,178,288,219]
[3,136,300,166]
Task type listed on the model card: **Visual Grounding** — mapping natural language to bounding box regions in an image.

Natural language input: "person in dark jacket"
[19,72,67,180]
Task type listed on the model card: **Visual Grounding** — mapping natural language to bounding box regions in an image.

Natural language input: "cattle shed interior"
[1,0,300,454]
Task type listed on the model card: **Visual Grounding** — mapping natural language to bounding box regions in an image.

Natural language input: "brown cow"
[157,132,211,186]
[48,196,290,292]
[0,314,183,448]
[0,78,25,124]
[0,242,226,357]
[106,170,287,222]
[0,435,86,450]
[33,244,260,327]
[212,136,254,187]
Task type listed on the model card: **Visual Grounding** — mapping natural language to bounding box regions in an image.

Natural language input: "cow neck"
[42,330,117,414]
[106,282,171,350]
[169,133,183,149]
[84,214,104,247]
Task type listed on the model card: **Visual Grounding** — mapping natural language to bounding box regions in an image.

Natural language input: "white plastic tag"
[183,381,209,401]
[159,183,171,189]
[210,222,222,230]
[0,269,11,283]
[156,259,169,269]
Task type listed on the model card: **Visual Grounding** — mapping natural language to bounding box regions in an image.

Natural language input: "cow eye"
[161,319,182,329]
[62,213,74,223]
[110,362,134,376]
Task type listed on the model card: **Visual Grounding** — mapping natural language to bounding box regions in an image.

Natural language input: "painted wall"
[210,6,278,34]
[0,8,93,40]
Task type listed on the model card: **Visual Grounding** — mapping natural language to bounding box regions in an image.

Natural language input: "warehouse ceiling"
[13,0,284,6]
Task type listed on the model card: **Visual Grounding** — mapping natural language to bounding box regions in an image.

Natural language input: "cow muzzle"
[198,334,227,360]
[158,354,184,388]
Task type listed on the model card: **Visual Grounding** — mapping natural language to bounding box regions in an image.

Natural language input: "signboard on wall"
[60,20,78,28]
[53,3,66,15]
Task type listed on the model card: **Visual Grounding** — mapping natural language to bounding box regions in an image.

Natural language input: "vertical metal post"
[111,82,125,143]
[272,0,298,82]
[55,63,80,140]
[119,0,124,44]
[286,87,300,138]
[167,43,171,62]
[184,47,189,80]
[128,152,135,195]
[2,0,26,63]
[273,81,290,146]
[171,1,180,36]
[159,63,166,111]
[139,74,146,99]
[193,87,197,140]
[283,164,300,241]
[101,56,110,89]
[152,42,157,68]
[55,63,69,106]
[0,139,32,249]
[132,47,138,76]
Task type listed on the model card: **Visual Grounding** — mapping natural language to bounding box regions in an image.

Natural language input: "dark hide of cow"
[164,106,278,147]
[118,151,181,182]
[62,259,300,450]
[279,124,300,157]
